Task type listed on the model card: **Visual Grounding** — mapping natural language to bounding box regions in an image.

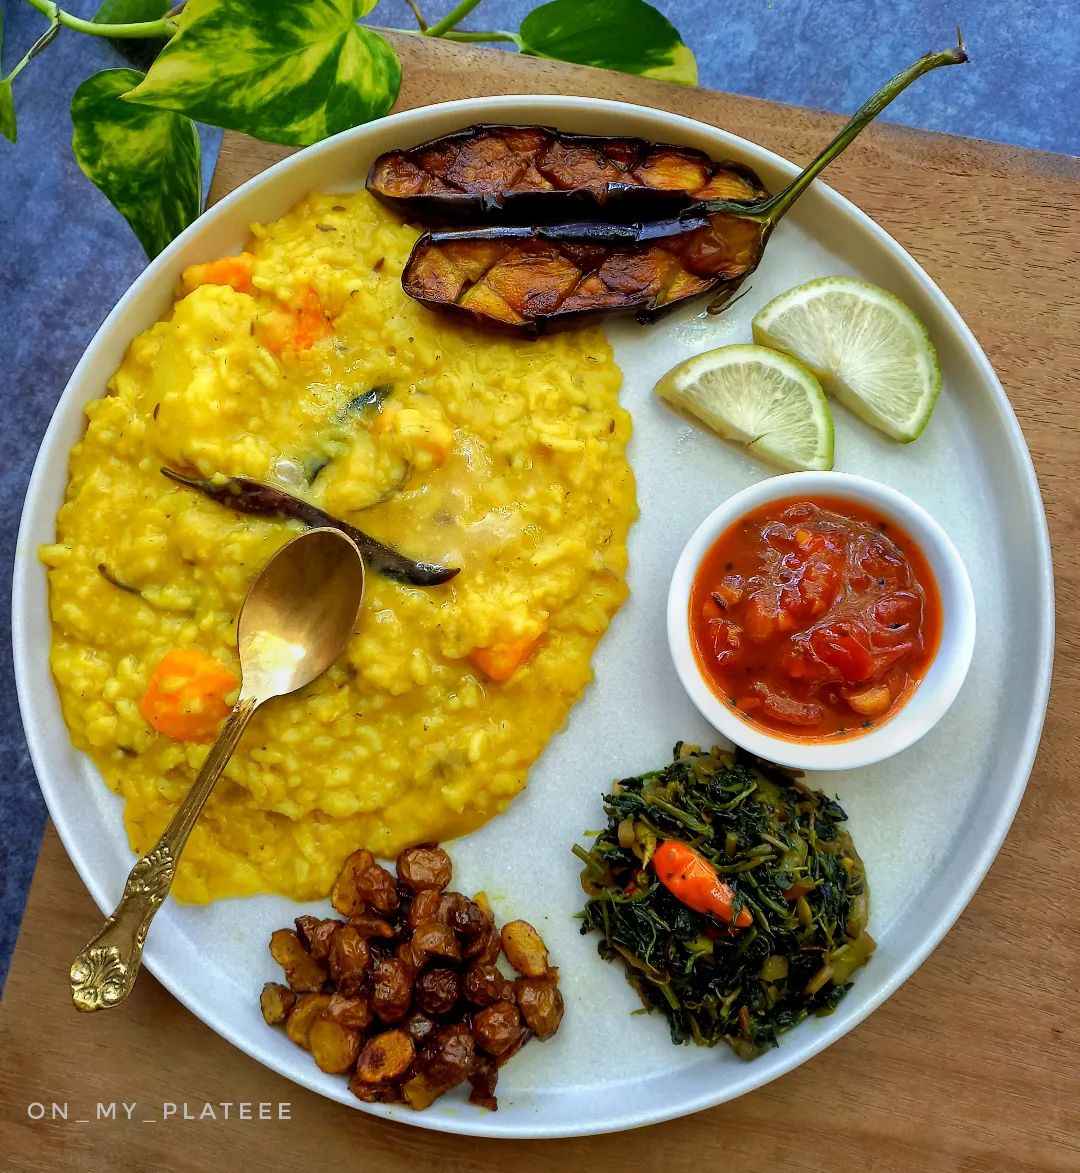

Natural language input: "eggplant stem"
[704,33,969,229]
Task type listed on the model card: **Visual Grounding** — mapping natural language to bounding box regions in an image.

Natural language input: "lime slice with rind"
[752,276,941,442]
[655,344,834,472]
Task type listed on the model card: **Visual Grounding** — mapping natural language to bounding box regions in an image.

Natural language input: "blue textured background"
[0,0,1076,992]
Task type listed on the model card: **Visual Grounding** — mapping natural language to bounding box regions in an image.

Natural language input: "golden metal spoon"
[69,527,366,1012]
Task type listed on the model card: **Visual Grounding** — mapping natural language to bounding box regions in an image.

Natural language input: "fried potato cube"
[472,1000,524,1057]
[437,892,489,939]
[259,982,296,1026]
[410,920,462,967]
[371,956,414,1023]
[325,992,373,1032]
[356,1029,416,1084]
[328,924,371,994]
[349,911,397,940]
[500,920,550,977]
[415,967,461,1017]
[285,993,333,1050]
[396,939,422,973]
[449,899,490,941]
[332,849,399,917]
[331,855,365,917]
[401,1072,447,1111]
[349,1076,403,1104]
[269,929,327,992]
[357,860,400,914]
[294,915,342,961]
[464,924,502,966]
[408,888,442,928]
[309,1016,362,1074]
[463,964,514,1007]
[396,845,453,893]
[405,1012,437,1046]
[420,1022,475,1088]
[468,1054,499,1111]
[514,974,565,1040]
[401,1027,478,1109]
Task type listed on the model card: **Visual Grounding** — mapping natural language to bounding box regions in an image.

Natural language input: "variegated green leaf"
[71,68,201,258]
[519,0,698,85]
[122,0,401,147]
[94,0,172,70]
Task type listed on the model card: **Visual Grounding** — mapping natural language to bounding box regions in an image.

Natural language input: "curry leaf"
[71,68,201,258]
[94,0,172,70]
[519,0,698,85]
[0,80,15,144]
[122,0,402,147]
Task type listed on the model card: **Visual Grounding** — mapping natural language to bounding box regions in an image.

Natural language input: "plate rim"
[12,93,1056,1138]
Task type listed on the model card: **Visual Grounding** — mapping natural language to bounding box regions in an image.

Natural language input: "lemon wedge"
[752,276,941,442]
[655,343,834,472]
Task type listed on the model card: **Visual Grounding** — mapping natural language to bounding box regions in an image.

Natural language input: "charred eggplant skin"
[396,39,969,335]
[367,124,768,225]
[400,210,760,337]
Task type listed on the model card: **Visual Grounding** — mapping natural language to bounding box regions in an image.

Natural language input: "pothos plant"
[0,0,697,257]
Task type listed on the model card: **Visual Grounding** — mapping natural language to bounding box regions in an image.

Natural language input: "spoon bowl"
[70,527,365,1012]
[239,528,367,701]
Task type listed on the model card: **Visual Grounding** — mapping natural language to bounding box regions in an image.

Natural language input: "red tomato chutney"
[690,497,942,740]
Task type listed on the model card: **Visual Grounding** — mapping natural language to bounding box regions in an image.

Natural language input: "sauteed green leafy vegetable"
[573,743,875,1059]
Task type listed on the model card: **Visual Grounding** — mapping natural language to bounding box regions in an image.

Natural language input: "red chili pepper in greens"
[652,840,752,929]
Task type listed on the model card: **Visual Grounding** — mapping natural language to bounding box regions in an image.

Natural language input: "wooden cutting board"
[3,34,1078,1173]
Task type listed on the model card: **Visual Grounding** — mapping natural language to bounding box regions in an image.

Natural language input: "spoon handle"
[69,695,260,1012]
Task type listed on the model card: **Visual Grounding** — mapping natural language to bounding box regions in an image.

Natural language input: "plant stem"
[387,25,520,46]
[439,29,520,45]
[424,0,484,38]
[5,15,59,82]
[23,0,178,39]
[404,0,428,32]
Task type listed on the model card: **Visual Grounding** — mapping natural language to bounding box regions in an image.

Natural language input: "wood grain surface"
[3,34,1078,1173]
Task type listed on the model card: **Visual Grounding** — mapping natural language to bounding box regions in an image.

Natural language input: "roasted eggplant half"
[402,211,762,330]
[368,124,767,223]
[399,39,968,335]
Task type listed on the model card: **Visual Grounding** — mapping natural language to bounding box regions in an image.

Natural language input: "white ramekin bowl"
[667,471,976,771]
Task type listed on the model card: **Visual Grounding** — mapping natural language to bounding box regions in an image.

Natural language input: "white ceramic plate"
[13,96,1054,1138]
